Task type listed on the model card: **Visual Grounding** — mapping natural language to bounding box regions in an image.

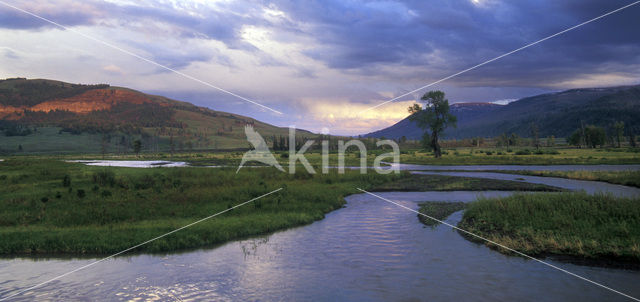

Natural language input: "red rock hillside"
[0,88,162,118]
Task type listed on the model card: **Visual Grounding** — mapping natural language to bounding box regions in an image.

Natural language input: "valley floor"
[1,156,639,268]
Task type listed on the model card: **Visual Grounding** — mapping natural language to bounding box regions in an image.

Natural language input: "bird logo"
[237,125,285,173]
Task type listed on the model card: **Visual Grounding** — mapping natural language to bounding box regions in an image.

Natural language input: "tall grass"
[459,192,640,262]
[0,158,405,255]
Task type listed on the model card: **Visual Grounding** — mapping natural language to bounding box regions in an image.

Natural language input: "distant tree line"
[0,120,34,136]
[567,121,636,148]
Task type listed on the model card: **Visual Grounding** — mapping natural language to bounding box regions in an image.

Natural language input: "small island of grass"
[458,192,640,265]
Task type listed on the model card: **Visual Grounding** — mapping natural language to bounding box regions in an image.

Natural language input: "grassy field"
[399,147,640,165]
[0,158,406,255]
[458,192,640,263]
[0,127,106,154]
[6,135,640,166]
[497,170,640,188]
[10,146,639,170]
[4,149,400,169]
[371,174,563,192]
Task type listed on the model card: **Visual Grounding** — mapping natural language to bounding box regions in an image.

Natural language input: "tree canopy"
[408,90,457,157]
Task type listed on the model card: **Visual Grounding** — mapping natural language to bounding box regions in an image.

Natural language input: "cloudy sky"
[1,0,639,135]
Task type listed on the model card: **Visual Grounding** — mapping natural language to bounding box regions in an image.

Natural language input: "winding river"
[2,163,640,301]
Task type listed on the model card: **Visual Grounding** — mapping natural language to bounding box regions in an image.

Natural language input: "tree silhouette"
[408,90,457,157]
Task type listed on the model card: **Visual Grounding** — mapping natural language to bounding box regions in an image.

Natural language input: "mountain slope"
[0,78,311,153]
[364,84,640,139]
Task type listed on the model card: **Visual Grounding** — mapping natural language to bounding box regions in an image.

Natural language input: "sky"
[1,0,639,135]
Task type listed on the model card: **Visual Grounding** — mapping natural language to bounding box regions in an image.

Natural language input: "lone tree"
[408,90,457,157]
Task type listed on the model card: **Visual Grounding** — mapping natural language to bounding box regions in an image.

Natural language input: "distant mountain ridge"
[364,84,640,139]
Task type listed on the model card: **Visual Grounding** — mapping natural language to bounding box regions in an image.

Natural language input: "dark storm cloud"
[2,0,638,89]
[272,0,640,87]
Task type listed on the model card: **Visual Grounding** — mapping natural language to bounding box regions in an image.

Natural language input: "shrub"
[101,190,112,197]
[485,151,493,155]
[40,197,49,203]
[515,149,531,155]
[77,189,86,198]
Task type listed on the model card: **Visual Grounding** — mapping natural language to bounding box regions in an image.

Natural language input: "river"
[1,164,639,301]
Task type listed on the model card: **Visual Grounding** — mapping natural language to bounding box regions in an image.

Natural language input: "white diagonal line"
[356,188,640,302]
[0,188,283,301]
[359,1,640,114]
[0,0,283,115]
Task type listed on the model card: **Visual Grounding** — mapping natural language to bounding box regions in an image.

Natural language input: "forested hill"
[0,78,311,152]
[364,84,640,139]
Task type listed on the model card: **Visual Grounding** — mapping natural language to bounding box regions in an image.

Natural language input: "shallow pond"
[66,160,190,168]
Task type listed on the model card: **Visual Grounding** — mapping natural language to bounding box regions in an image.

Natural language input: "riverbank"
[458,192,640,264]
